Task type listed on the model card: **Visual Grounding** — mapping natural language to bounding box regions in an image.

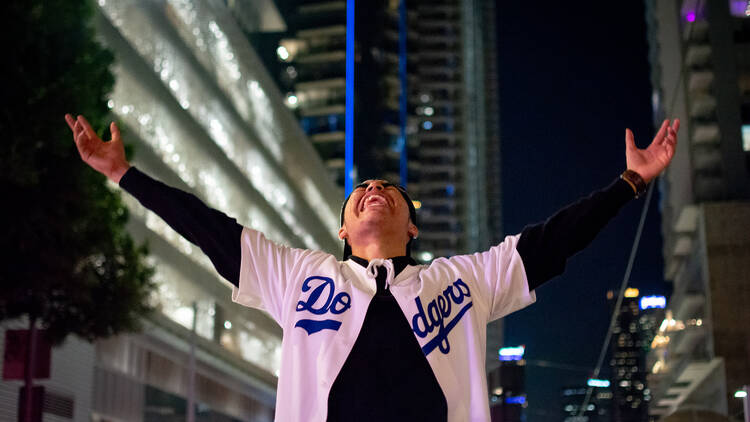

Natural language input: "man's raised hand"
[65,114,130,183]
[625,118,679,184]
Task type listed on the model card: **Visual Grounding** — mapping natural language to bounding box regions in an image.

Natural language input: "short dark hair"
[340,182,418,260]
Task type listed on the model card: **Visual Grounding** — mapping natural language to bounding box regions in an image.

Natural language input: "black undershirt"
[326,256,448,421]
[119,167,636,419]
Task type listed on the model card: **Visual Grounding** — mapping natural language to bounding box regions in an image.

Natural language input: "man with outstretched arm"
[65,113,679,422]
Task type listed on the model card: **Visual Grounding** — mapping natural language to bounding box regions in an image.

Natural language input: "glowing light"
[492,387,503,396]
[173,306,195,329]
[286,94,298,105]
[587,379,610,388]
[686,12,696,22]
[499,346,525,361]
[651,335,670,348]
[735,389,748,398]
[624,288,640,298]
[276,45,290,61]
[423,121,433,130]
[505,396,526,405]
[419,251,434,262]
[640,295,666,310]
[224,320,232,329]
[424,106,434,116]
[412,200,422,209]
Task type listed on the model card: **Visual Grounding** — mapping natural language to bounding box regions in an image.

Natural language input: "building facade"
[644,0,750,419]
[488,346,527,422]
[561,385,613,422]
[1,0,341,420]
[607,289,663,421]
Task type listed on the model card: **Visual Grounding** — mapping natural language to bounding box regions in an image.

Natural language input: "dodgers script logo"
[295,276,351,335]
[411,278,472,355]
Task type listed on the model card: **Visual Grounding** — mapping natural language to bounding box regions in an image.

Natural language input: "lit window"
[286,93,299,108]
[742,125,750,151]
[276,45,290,61]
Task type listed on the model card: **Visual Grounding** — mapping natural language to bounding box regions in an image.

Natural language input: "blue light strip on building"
[345,0,355,196]
[398,0,408,185]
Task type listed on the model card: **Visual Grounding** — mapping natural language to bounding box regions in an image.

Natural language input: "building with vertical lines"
[644,0,750,419]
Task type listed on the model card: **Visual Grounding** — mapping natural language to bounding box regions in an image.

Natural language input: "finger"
[75,131,92,158]
[662,127,676,146]
[625,128,636,150]
[73,121,85,139]
[653,119,669,143]
[671,118,680,133]
[669,127,678,143]
[77,115,98,140]
[65,114,76,131]
[110,122,121,143]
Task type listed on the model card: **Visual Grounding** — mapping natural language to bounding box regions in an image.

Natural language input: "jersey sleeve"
[516,177,635,289]
[446,234,536,322]
[231,227,319,323]
[119,166,243,285]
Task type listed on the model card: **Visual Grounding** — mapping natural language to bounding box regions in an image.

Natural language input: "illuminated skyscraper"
[274,0,503,256]
[488,346,527,422]
[644,1,750,419]
[275,1,348,187]
[607,289,664,421]
[561,384,613,422]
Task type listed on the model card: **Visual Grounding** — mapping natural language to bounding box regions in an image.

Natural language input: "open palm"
[625,119,679,183]
[65,114,130,183]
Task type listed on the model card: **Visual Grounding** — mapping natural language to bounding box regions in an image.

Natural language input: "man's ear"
[408,223,418,240]
[338,225,348,240]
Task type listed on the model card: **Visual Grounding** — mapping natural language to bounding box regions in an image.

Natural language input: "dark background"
[496,1,670,421]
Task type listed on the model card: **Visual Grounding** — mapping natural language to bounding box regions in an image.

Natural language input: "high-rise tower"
[644,0,750,419]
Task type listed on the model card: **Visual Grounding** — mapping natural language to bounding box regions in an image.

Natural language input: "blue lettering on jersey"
[295,276,351,335]
[411,278,472,355]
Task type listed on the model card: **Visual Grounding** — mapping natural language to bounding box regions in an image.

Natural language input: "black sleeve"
[119,167,243,286]
[517,177,637,291]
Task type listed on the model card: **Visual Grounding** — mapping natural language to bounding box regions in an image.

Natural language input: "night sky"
[495,2,669,421]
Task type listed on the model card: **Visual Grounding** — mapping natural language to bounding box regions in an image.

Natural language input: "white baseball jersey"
[232,227,536,422]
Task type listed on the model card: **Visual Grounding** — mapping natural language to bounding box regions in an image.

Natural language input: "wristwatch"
[620,169,647,198]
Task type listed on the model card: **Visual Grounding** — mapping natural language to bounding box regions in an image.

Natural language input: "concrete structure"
[1,0,340,420]
[644,0,750,419]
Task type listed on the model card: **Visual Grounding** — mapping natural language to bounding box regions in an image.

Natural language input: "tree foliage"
[0,0,154,344]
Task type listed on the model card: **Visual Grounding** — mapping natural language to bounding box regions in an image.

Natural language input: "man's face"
[338,180,418,245]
